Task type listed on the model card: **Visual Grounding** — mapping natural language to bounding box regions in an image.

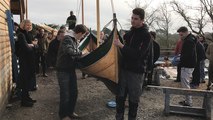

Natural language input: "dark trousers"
[116,69,143,120]
[40,54,47,75]
[191,62,201,86]
[35,52,40,73]
[176,64,181,81]
[207,63,213,89]
[116,93,138,120]
[18,59,33,101]
[30,73,37,90]
[147,70,153,85]
[57,70,78,119]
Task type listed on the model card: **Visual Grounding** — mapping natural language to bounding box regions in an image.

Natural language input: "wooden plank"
[148,85,213,96]
[0,23,7,30]
[164,90,170,115]
[0,36,9,42]
[0,30,9,36]
[0,52,10,66]
[169,105,206,117]
[0,42,10,50]
[0,26,8,31]
[0,0,10,10]
[204,95,212,120]
[0,40,9,45]
[3,0,10,6]
[0,26,7,33]
[0,16,6,24]
[0,10,7,20]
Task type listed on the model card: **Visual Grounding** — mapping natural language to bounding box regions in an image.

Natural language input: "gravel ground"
[0,68,208,120]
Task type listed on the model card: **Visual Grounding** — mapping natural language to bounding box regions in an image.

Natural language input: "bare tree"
[200,0,213,24]
[125,0,158,29]
[200,0,213,41]
[155,2,173,48]
[170,0,208,35]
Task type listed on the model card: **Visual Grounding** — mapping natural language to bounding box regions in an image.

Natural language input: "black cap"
[177,26,188,32]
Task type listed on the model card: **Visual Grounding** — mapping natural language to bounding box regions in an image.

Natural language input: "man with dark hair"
[145,31,160,86]
[56,24,87,120]
[177,26,197,106]
[47,30,65,67]
[114,8,151,120]
[66,11,77,30]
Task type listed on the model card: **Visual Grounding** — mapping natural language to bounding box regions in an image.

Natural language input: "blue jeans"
[57,70,78,119]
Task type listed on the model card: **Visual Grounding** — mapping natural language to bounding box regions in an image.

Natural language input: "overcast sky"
[14,0,210,32]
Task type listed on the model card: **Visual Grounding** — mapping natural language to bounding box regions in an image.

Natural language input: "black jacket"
[47,38,60,66]
[121,25,151,73]
[56,35,82,72]
[16,28,36,89]
[180,33,197,68]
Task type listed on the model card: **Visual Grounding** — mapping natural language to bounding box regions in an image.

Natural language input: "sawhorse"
[148,85,213,120]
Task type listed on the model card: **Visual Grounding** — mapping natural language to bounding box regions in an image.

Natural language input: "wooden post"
[96,0,100,47]
[81,0,84,25]
[164,89,170,116]
[25,0,28,19]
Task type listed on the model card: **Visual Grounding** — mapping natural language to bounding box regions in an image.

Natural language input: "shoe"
[70,112,80,119]
[174,80,180,82]
[178,101,191,107]
[62,116,71,120]
[21,101,33,107]
[27,97,37,103]
[190,84,199,89]
[201,80,206,83]
[43,74,48,77]
[30,87,37,91]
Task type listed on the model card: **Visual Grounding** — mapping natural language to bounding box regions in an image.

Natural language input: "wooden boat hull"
[77,28,122,84]
[78,32,97,53]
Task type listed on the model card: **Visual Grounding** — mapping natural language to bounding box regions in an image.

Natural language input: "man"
[114,8,151,120]
[206,42,213,90]
[145,31,160,86]
[173,38,183,82]
[47,30,65,67]
[66,11,77,30]
[190,36,206,89]
[198,35,208,83]
[17,19,37,107]
[177,26,197,106]
[56,24,87,120]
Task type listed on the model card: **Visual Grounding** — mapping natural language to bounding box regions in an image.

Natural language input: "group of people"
[14,20,67,107]
[13,8,213,120]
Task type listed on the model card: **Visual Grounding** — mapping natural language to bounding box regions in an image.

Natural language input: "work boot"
[21,100,33,107]
[26,97,37,103]
[70,112,80,119]
[116,113,124,120]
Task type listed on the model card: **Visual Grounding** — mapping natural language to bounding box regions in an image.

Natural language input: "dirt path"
[1,68,206,120]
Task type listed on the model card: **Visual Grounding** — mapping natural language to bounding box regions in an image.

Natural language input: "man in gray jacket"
[56,24,87,120]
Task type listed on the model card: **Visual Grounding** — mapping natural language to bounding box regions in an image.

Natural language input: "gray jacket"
[56,33,82,72]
